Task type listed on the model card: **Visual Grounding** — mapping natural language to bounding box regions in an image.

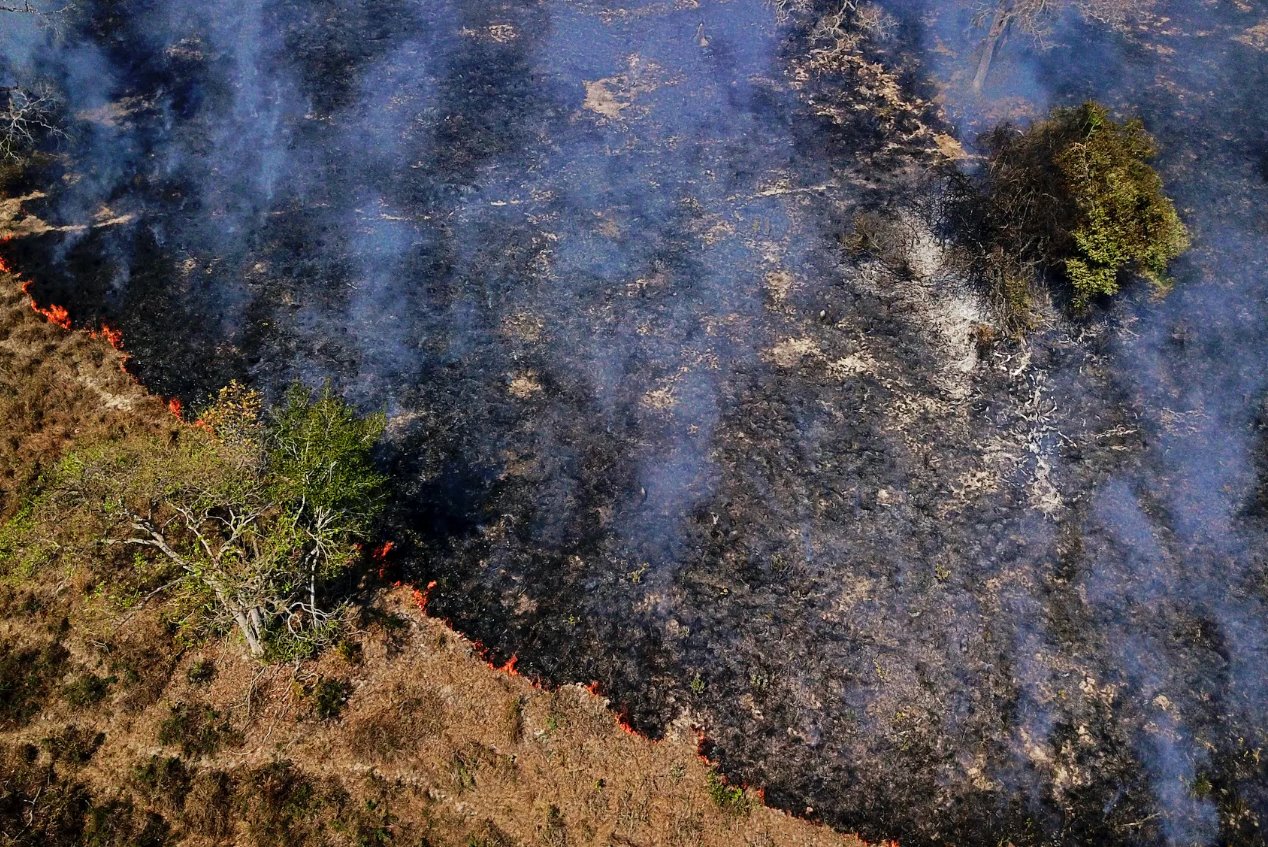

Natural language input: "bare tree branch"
[0,86,64,161]
[970,0,1154,91]
[0,2,71,18]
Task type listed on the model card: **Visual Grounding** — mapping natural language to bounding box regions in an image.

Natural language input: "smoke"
[877,0,1268,841]
[5,0,1268,844]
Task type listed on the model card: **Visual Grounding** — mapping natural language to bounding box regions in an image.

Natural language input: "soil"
[3,0,1268,844]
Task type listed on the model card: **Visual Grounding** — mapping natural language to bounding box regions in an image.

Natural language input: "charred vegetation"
[3,0,1268,846]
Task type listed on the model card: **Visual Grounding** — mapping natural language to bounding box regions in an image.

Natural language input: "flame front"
[3,239,74,330]
[93,323,125,349]
[18,279,73,329]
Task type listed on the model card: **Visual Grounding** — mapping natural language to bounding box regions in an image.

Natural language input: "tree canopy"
[4,382,386,658]
[963,101,1188,317]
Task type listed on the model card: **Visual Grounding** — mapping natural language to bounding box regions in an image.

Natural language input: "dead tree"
[971,0,1152,92]
[0,86,63,161]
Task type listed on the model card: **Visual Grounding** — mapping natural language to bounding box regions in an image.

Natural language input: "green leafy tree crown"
[979,101,1189,310]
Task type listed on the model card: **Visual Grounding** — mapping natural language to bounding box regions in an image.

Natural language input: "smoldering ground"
[3,0,1268,844]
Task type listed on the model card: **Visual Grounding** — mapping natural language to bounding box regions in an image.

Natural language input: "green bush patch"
[953,101,1189,323]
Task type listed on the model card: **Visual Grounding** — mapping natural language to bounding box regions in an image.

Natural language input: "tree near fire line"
[956,101,1188,320]
[971,0,1156,91]
[7,382,386,658]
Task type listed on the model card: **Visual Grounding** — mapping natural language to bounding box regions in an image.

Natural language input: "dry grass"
[0,580,872,846]
[0,231,868,846]
[0,272,171,517]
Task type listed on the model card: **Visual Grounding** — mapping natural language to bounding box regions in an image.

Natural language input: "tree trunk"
[232,606,265,657]
[309,555,318,630]
[972,3,1013,93]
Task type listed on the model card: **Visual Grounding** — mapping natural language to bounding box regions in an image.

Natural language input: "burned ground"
[4,0,1268,845]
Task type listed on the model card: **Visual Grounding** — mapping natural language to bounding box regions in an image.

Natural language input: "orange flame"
[40,302,72,329]
[409,579,438,614]
[370,540,396,579]
[614,707,640,736]
[92,322,124,349]
[167,397,183,418]
[18,279,72,329]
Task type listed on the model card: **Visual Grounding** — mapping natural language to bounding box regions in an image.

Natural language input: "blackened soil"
[4,0,1268,844]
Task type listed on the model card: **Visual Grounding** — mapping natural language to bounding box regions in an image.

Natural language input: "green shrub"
[705,768,752,816]
[15,381,386,660]
[336,638,363,665]
[301,677,352,722]
[61,672,113,707]
[82,800,170,847]
[131,755,192,807]
[238,759,320,847]
[41,725,105,766]
[186,658,217,685]
[954,101,1189,322]
[0,641,68,728]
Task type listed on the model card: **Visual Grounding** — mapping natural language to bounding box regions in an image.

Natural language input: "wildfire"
[92,322,125,349]
[486,650,540,688]
[167,397,183,418]
[3,238,147,386]
[18,279,72,329]
[614,707,641,736]
[370,540,396,579]
[582,681,651,737]
[4,243,76,331]
[409,579,438,614]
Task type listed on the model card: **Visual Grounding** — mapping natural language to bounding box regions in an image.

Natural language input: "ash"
[3,0,1268,843]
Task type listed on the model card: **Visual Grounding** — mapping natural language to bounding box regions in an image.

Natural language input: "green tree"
[11,382,385,657]
[966,101,1188,315]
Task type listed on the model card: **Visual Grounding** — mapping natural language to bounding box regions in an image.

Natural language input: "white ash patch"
[581,56,679,123]
[765,336,821,368]
[763,269,798,304]
[826,351,877,380]
[852,210,990,401]
[508,372,542,399]
[642,385,676,411]
[459,23,518,43]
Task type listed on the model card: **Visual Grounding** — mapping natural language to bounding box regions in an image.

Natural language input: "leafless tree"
[971,0,1153,91]
[0,86,63,161]
[1,2,73,160]
[0,0,73,37]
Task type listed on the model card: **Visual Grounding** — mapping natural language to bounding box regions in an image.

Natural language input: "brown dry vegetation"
[0,264,170,515]
[0,261,868,846]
